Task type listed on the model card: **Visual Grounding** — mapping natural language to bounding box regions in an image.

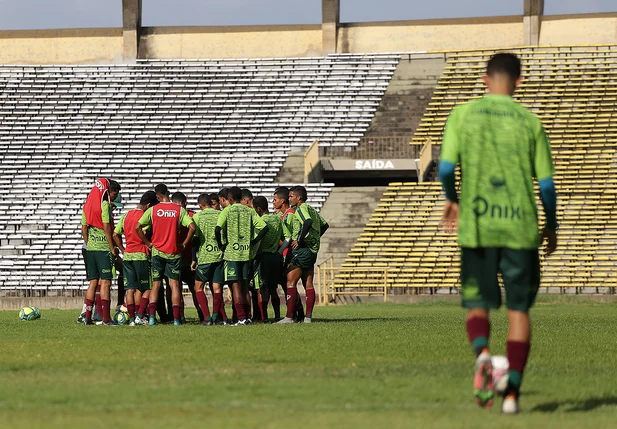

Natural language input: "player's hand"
[291,240,299,249]
[440,201,459,233]
[178,243,185,252]
[541,227,557,256]
[191,261,197,271]
[110,247,118,258]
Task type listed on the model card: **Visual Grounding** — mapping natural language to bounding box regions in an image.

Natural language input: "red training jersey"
[124,209,148,254]
[151,202,182,255]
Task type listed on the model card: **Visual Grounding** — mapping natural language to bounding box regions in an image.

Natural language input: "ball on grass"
[19,307,39,321]
[113,311,129,325]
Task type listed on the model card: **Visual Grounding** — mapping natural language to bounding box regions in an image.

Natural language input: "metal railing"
[316,256,389,304]
[319,136,421,159]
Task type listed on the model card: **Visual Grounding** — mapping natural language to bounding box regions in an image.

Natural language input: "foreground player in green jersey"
[439,53,558,414]
[215,187,268,325]
[277,186,329,324]
[252,196,287,321]
[192,193,224,325]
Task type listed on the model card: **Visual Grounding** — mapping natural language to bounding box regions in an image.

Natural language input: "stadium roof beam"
[122,0,142,61]
[322,0,340,55]
[524,0,544,46]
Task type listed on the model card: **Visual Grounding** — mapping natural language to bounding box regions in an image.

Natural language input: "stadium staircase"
[334,45,617,297]
[0,54,400,294]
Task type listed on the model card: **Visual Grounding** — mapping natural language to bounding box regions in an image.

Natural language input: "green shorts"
[86,250,113,281]
[461,247,540,313]
[223,260,250,283]
[196,261,224,285]
[289,247,317,272]
[151,255,181,282]
[123,260,151,292]
[253,252,281,290]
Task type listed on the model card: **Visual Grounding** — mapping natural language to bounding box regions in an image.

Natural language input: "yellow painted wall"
[339,17,525,53]
[140,25,322,59]
[540,16,617,46]
[0,29,123,64]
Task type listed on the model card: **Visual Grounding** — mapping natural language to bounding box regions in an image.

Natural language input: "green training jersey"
[294,203,327,254]
[440,94,555,250]
[194,208,223,265]
[81,200,112,251]
[217,203,267,262]
[257,213,286,255]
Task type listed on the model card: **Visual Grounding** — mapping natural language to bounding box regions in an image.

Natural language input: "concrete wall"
[339,16,525,53]
[540,14,617,46]
[139,25,322,59]
[0,28,123,64]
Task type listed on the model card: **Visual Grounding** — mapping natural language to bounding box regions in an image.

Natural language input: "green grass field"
[1,299,616,428]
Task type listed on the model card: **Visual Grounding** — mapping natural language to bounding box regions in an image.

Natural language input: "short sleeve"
[101,200,111,224]
[217,207,228,228]
[533,121,555,181]
[179,207,194,227]
[114,214,126,235]
[252,210,267,230]
[138,207,153,226]
[440,107,461,165]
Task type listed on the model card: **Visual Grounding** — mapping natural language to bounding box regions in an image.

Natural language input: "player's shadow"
[317,317,400,323]
[532,396,617,413]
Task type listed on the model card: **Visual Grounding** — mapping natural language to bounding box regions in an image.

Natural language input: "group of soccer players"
[80,179,329,327]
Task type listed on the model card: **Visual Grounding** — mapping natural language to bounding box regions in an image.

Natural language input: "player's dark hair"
[171,191,187,205]
[108,179,121,192]
[197,193,209,207]
[241,188,253,201]
[140,191,158,207]
[154,183,169,196]
[291,185,307,202]
[274,186,289,203]
[218,187,229,199]
[208,193,219,206]
[253,196,268,212]
[228,186,242,202]
[487,53,521,81]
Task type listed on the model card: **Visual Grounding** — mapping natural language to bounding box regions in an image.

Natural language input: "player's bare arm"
[81,224,88,245]
[112,231,125,253]
[135,223,152,248]
[104,222,118,257]
[180,222,196,251]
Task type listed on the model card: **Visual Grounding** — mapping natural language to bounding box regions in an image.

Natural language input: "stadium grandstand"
[0,0,616,301]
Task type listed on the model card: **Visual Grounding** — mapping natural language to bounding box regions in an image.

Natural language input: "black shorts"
[289,247,317,272]
[253,252,281,290]
[461,247,540,312]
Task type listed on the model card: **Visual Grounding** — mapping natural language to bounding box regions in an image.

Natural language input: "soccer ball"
[31,307,41,319]
[19,307,38,321]
[491,355,509,394]
[113,311,129,325]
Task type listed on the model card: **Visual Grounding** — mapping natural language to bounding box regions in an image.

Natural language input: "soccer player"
[218,188,230,209]
[241,188,260,320]
[172,191,202,322]
[272,186,304,321]
[154,184,172,322]
[81,178,119,325]
[252,196,286,321]
[215,186,269,325]
[439,52,558,414]
[136,187,196,326]
[113,191,159,325]
[110,189,125,311]
[241,188,254,208]
[277,186,329,324]
[192,193,226,325]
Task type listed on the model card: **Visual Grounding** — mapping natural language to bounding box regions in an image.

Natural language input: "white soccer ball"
[491,355,509,394]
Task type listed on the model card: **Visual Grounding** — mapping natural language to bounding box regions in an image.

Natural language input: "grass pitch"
[0,299,616,428]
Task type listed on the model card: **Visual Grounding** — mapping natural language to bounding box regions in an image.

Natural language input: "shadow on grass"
[315,317,401,323]
[532,396,617,413]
